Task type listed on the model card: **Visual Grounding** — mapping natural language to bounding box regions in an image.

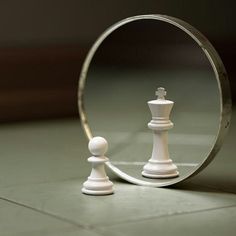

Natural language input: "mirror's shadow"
[83,19,220,185]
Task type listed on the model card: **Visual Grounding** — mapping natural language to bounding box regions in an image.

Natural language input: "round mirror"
[78,15,231,187]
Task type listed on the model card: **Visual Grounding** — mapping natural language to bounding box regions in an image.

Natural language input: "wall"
[0,0,235,121]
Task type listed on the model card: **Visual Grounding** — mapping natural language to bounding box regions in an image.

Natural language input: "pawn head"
[88,136,108,156]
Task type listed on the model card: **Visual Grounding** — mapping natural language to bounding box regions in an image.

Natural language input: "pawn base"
[82,177,114,196]
[142,159,179,179]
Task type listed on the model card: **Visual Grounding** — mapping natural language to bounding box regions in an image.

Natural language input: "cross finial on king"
[156,87,166,100]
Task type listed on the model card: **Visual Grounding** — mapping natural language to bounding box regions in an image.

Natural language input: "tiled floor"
[0,109,235,235]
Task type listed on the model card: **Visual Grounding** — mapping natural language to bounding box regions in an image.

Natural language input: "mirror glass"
[83,19,220,185]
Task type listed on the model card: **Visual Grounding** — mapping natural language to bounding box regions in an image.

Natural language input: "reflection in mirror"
[83,20,220,185]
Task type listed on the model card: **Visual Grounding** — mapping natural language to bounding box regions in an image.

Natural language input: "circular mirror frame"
[78,14,232,187]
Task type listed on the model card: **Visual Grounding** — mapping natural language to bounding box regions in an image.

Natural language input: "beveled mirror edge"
[78,14,232,187]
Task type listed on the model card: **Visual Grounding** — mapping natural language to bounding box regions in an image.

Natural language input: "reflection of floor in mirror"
[96,130,215,164]
[0,111,235,235]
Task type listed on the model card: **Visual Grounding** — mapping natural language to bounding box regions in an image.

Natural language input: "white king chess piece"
[82,136,114,195]
[142,87,179,178]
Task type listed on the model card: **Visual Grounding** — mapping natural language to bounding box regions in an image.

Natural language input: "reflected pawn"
[82,136,114,195]
[142,87,179,179]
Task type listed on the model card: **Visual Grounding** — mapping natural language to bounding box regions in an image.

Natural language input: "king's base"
[82,177,114,196]
[142,159,179,179]
[142,171,179,179]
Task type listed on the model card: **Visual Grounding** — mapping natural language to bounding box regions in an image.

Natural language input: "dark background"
[0,0,235,122]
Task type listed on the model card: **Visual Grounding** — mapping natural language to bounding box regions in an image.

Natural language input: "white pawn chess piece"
[142,87,179,178]
[82,136,114,195]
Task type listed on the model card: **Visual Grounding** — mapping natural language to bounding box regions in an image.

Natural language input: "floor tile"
[0,119,90,188]
[0,199,100,236]
[1,179,236,227]
[0,105,235,235]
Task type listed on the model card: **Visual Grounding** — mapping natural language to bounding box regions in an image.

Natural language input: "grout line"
[98,204,236,228]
